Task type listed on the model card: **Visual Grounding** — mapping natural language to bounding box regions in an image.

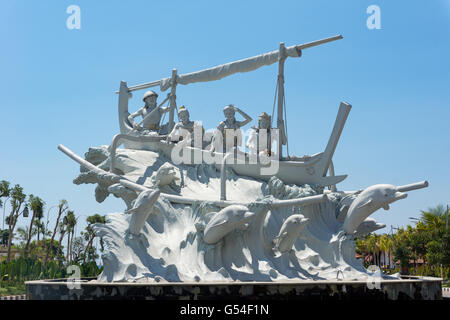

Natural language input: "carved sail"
[159,46,301,91]
[122,35,343,93]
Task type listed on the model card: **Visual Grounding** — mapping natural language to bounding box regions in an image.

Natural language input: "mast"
[277,42,287,158]
[168,69,177,132]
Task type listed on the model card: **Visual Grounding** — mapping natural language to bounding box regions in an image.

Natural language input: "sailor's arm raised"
[234,106,252,127]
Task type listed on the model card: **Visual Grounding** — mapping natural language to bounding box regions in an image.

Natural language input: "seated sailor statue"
[168,106,203,146]
[246,112,273,156]
[213,104,252,152]
[127,90,170,134]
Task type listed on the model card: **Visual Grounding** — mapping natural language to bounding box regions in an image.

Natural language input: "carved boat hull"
[111,137,346,187]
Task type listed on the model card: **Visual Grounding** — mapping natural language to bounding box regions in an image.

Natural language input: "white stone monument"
[58,35,429,284]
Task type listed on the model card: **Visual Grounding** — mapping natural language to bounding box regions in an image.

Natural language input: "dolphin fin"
[213,219,228,227]
[356,199,373,209]
[382,204,390,210]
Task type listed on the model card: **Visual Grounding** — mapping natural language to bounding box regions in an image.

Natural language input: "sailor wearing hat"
[247,112,273,156]
[168,106,203,146]
[214,104,252,152]
[128,90,170,132]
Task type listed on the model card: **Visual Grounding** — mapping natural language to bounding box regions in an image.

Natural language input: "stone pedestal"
[26,276,442,300]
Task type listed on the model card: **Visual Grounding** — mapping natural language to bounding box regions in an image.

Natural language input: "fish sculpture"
[272,214,310,254]
[203,205,256,244]
[126,189,161,235]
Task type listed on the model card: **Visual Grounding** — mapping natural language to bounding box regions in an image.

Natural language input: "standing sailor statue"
[128,90,171,134]
[247,112,274,156]
[213,104,252,152]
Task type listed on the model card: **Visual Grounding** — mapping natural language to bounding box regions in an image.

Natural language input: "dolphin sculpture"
[273,214,310,254]
[126,189,161,235]
[343,181,429,235]
[343,184,406,234]
[203,205,256,244]
[354,218,386,237]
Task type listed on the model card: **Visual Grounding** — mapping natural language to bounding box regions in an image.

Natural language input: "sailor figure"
[128,90,170,133]
[214,104,252,152]
[246,112,273,156]
[168,106,203,146]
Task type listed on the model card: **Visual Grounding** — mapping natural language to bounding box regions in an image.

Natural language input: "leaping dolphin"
[203,205,256,244]
[126,189,161,235]
[272,214,310,254]
[343,184,407,235]
[354,218,386,237]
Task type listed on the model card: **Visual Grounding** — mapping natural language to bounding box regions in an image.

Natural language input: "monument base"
[26,276,442,300]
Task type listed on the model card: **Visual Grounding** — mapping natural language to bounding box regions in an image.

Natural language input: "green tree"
[56,211,75,262]
[420,204,446,227]
[0,180,11,230]
[82,214,105,264]
[71,236,85,264]
[24,195,45,258]
[0,180,10,199]
[45,200,68,265]
[0,229,9,245]
[65,211,77,263]
[33,219,48,243]
[16,226,33,245]
[378,234,393,268]
[392,228,413,273]
[366,234,377,266]
[355,235,371,267]
[6,184,26,262]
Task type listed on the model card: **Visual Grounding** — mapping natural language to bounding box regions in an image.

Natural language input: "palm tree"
[6,184,26,262]
[378,234,393,269]
[0,180,10,198]
[420,205,446,229]
[355,236,370,266]
[0,229,9,245]
[419,204,449,276]
[34,217,50,244]
[71,236,85,264]
[366,234,377,266]
[16,226,31,245]
[392,228,413,273]
[45,199,68,264]
[57,219,67,262]
[0,180,11,231]
[65,211,77,263]
[25,195,45,258]
[82,214,106,264]
[385,234,394,268]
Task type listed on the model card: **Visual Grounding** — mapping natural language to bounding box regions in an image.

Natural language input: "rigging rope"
[283,91,289,157]
[157,94,172,135]
[271,79,278,128]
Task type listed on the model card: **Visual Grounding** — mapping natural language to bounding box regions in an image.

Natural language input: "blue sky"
[1,1,449,237]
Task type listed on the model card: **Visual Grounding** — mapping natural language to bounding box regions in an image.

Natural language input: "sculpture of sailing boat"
[112,35,350,187]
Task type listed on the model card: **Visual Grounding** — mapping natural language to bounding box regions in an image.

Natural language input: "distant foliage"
[355,204,450,279]
[0,179,106,292]
[0,257,102,287]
